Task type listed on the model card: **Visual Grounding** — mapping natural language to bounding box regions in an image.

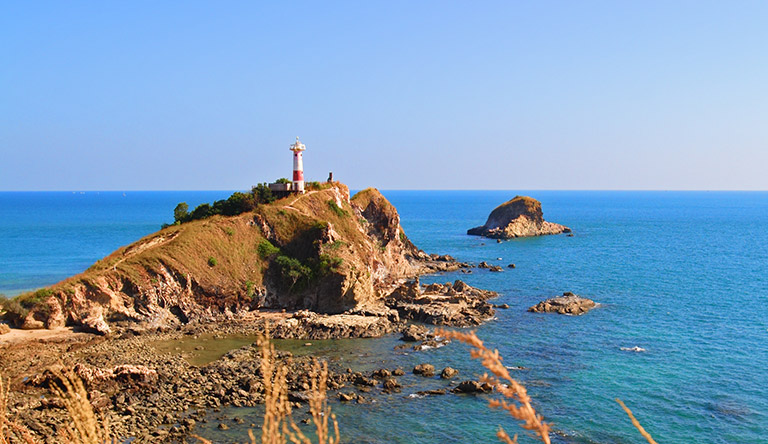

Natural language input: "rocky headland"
[467,195,570,239]
[5,185,479,336]
[528,292,597,315]
[0,183,503,442]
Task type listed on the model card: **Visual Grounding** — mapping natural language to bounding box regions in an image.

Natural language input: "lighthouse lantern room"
[290,136,306,194]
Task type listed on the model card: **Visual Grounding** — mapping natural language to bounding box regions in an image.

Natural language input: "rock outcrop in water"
[467,195,570,239]
[528,292,596,315]
[8,185,478,335]
[386,278,497,326]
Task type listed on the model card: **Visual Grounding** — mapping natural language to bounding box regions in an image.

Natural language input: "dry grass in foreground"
[1,369,112,444]
[437,329,552,444]
[3,330,658,444]
[615,398,659,444]
[438,329,660,444]
[194,330,339,444]
[1,375,36,444]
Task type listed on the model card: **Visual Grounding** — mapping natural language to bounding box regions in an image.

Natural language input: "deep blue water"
[1,190,766,443]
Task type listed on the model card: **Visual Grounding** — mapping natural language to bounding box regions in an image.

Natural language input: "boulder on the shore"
[0,323,10,335]
[467,196,570,239]
[528,292,596,315]
[401,324,430,342]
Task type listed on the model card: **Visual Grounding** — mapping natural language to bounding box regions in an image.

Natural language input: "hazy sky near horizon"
[2,1,767,191]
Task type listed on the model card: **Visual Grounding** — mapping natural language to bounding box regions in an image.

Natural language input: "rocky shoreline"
[0,185,547,443]
[0,276,499,443]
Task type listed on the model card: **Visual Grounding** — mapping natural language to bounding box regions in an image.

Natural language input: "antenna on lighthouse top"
[290,136,306,152]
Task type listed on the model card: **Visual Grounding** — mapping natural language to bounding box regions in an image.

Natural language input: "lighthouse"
[290,136,306,193]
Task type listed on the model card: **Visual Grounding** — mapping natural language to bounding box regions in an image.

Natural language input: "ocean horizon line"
[2,188,768,193]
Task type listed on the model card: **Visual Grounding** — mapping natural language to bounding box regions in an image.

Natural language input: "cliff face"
[15,185,441,334]
[467,196,571,239]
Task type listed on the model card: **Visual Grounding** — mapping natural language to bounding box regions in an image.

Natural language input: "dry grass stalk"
[436,329,551,444]
[49,369,112,444]
[258,333,291,444]
[258,327,339,444]
[0,375,37,444]
[196,330,339,444]
[283,360,339,444]
[616,399,658,444]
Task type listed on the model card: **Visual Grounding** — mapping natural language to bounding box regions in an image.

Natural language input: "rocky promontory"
[467,195,570,239]
[528,292,596,315]
[3,184,484,336]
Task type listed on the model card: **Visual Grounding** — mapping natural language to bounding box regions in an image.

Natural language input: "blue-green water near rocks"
[1,191,766,443]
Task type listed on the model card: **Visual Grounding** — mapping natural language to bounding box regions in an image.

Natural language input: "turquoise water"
[1,191,767,443]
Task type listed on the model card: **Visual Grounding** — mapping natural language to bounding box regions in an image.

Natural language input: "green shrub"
[18,288,54,309]
[224,227,235,236]
[312,221,329,230]
[172,187,265,225]
[207,257,218,267]
[187,203,212,221]
[275,177,292,184]
[317,254,344,275]
[252,183,276,205]
[0,295,29,326]
[174,202,189,223]
[245,280,256,299]
[258,240,280,258]
[328,240,346,250]
[274,255,313,290]
[327,200,348,217]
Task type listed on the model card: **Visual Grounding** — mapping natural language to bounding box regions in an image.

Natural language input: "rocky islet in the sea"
[467,195,571,239]
[528,292,597,315]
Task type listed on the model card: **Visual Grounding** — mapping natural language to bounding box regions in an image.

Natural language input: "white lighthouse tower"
[290,136,306,193]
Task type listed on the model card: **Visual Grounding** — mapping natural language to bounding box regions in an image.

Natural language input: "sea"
[1,190,766,444]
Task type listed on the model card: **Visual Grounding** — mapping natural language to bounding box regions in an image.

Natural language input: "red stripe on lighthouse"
[293,171,304,181]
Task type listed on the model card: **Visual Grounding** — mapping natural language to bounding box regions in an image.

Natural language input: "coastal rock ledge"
[528,292,596,315]
[467,195,570,239]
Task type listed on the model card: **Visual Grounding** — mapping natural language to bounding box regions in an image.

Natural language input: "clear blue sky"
[2,1,767,191]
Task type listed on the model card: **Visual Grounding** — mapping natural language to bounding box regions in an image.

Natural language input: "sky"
[2,1,767,191]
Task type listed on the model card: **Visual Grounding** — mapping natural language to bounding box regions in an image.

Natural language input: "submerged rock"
[528,292,596,315]
[453,380,493,394]
[467,196,570,239]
